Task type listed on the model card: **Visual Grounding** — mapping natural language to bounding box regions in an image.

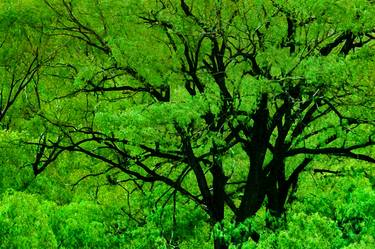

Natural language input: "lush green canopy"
[0,0,374,248]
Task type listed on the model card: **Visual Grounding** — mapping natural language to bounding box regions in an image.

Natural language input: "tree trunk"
[211,148,229,249]
[214,236,229,249]
[237,94,269,222]
[266,159,287,217]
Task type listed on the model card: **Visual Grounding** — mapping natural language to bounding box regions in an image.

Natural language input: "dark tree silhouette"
[29,1,375,248]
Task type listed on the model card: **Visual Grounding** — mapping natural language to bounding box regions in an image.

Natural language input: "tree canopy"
[0,0,374,248]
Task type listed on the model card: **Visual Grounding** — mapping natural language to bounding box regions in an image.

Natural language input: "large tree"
[27,0,375,248]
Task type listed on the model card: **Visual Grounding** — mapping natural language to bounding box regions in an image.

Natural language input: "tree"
[26,0,375,248]
[0,0,54,126]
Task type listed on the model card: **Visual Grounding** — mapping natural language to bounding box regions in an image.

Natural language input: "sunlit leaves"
[0,191,57,249]
[0,1,374,248]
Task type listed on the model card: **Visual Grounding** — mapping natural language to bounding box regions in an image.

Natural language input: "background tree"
[14,0,375,248]
[0,0,57,192]
[0,0,50,125]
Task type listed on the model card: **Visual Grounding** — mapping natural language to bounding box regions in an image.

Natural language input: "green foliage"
[253,212,344,249]
[0,131,34,191]
[0,190,57,249]
[50,201,112,248]
[0,0,374,248]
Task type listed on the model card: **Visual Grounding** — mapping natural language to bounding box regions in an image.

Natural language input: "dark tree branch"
[286,140,375,164]
[313,168,341,175]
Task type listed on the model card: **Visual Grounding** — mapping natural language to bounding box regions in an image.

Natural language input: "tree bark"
[214,236,229,249]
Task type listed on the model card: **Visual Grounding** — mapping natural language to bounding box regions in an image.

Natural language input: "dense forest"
[0,0,374,248]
